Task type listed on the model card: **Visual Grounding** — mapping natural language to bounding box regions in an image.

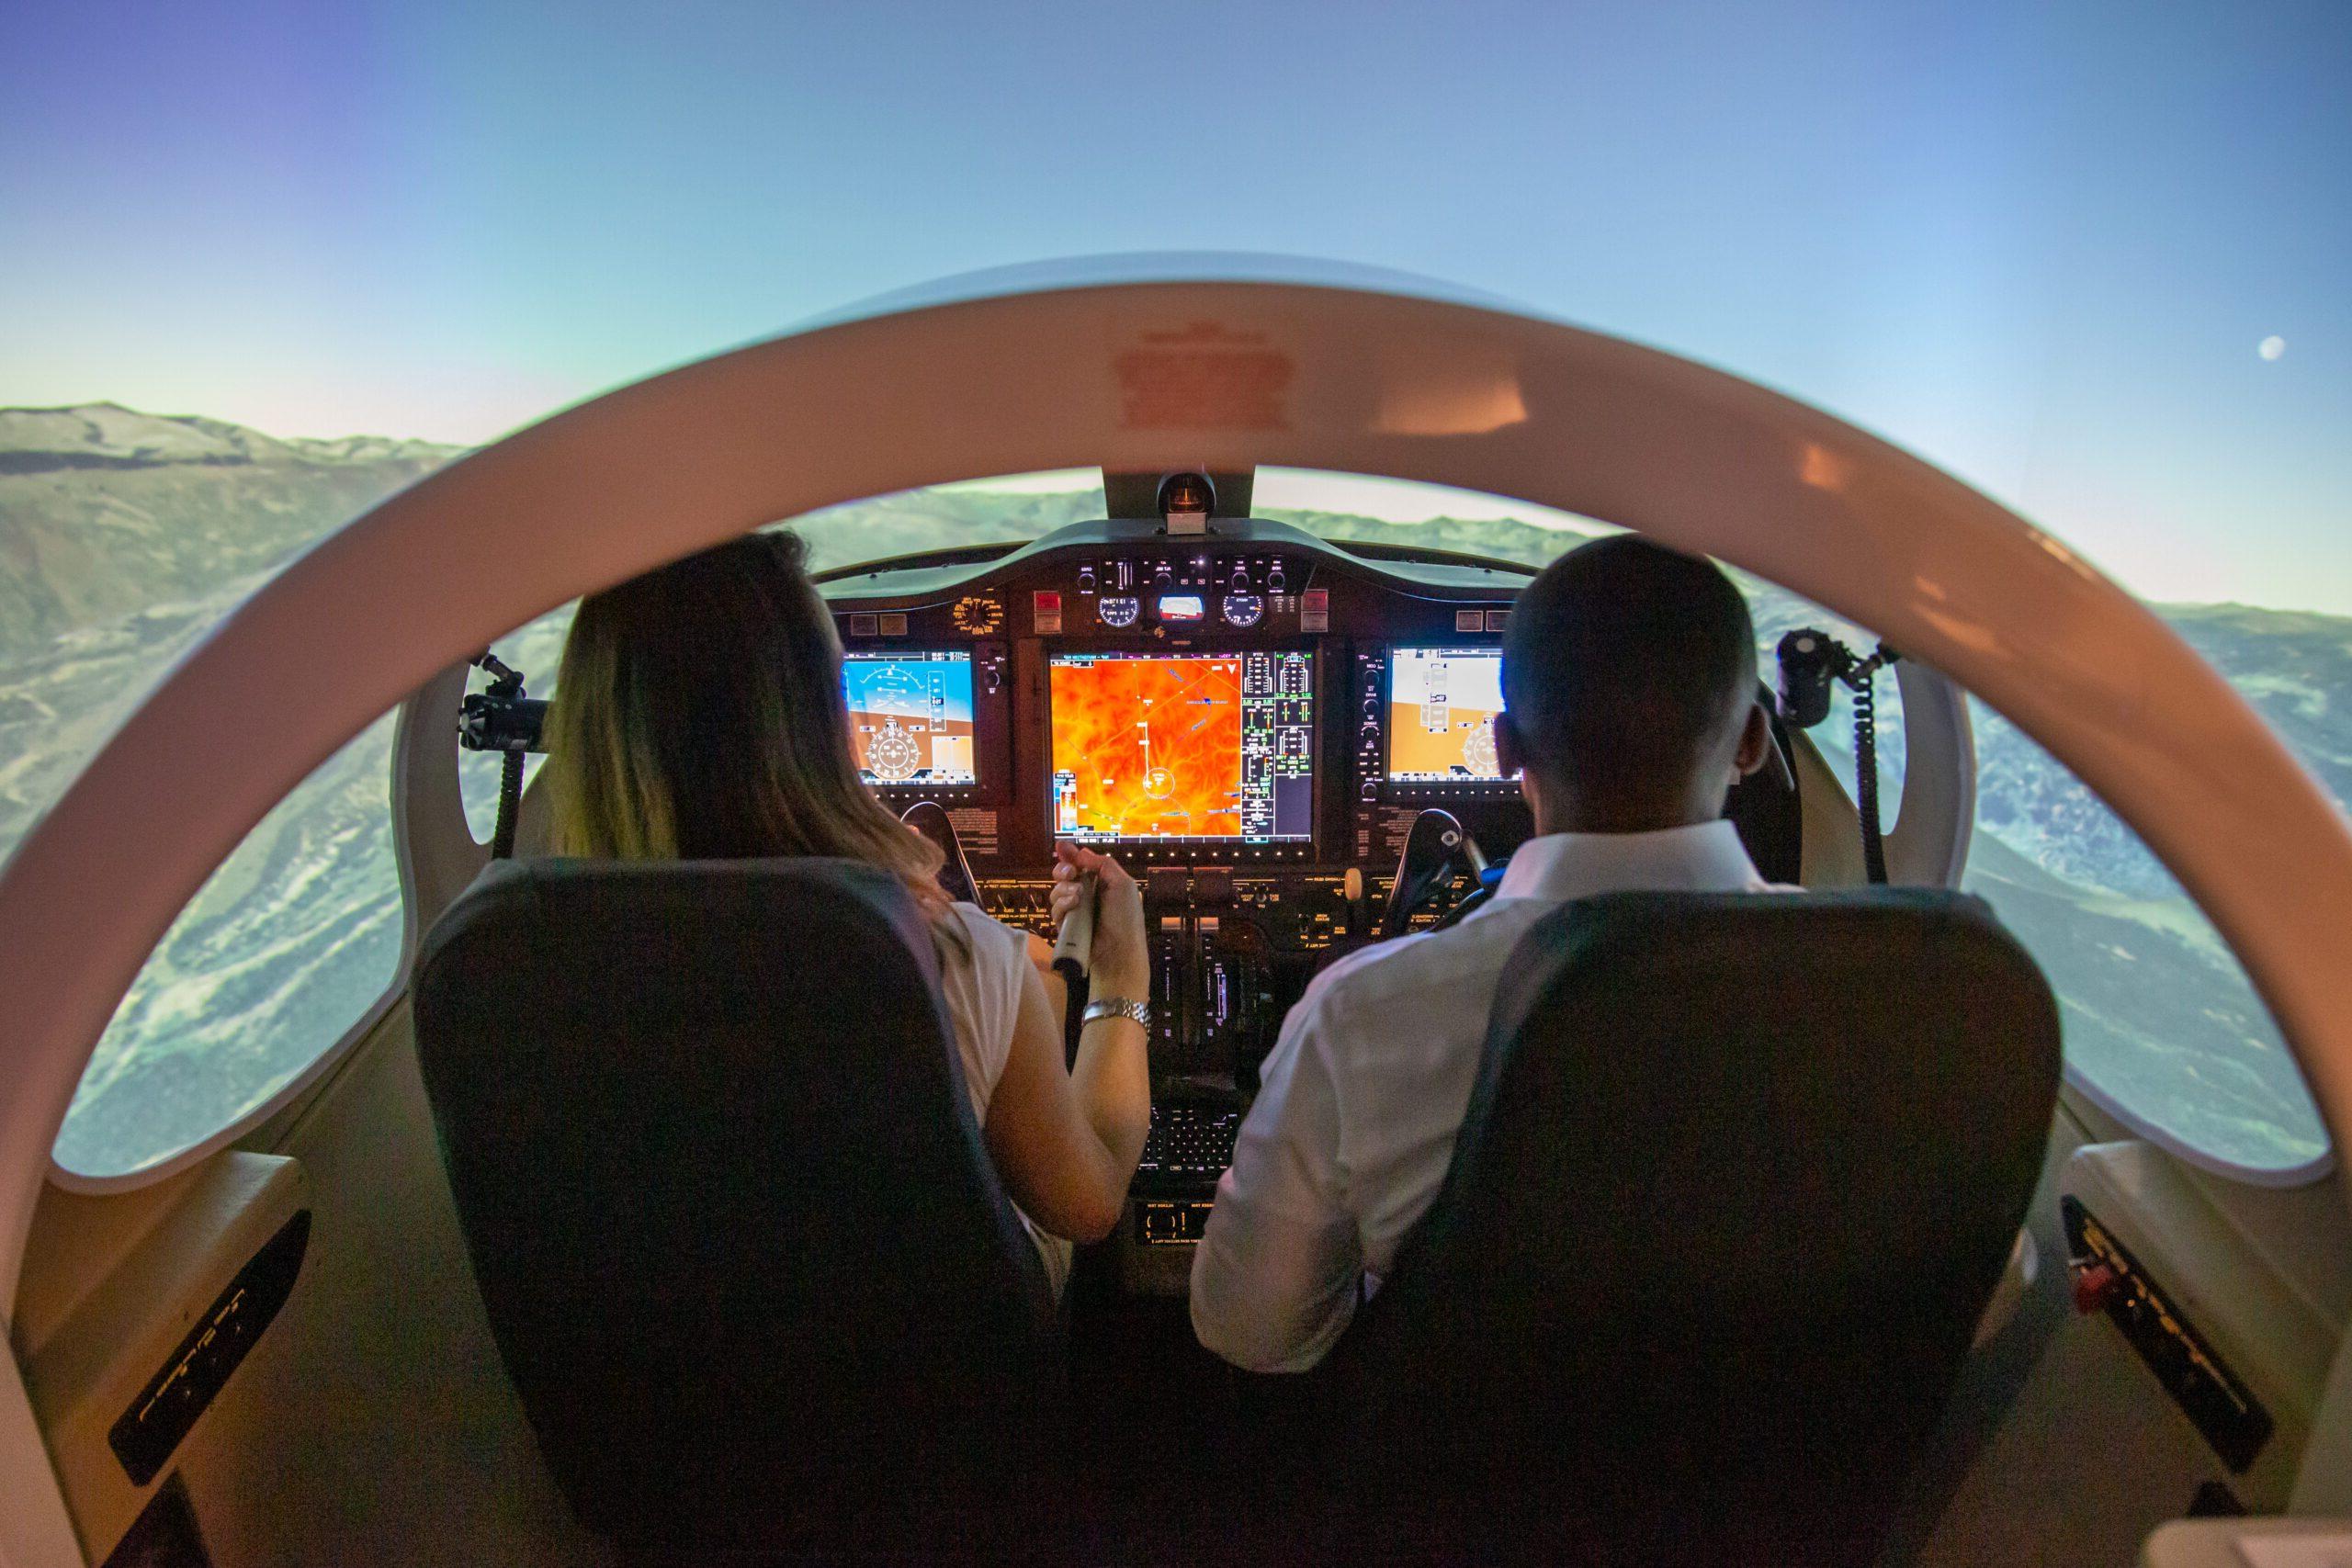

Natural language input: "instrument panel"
[826,516,1537,882]
[822,513,1803,1257]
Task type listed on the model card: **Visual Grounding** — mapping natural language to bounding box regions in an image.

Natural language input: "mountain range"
[1,403,2335,1177]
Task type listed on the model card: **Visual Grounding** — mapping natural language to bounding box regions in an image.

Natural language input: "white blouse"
[929,899,1073,1298]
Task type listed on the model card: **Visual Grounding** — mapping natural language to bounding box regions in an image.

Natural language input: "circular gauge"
[867,720,923,782]
[1221,592,1265,628]
[1098,595,1141,628]
[1463,717,1499,777]
[950,595,1004,636]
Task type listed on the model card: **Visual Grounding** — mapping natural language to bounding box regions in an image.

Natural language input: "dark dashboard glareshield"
[1387,647,1510,782]
[1049,650,1314,841]
[842,651,978,784]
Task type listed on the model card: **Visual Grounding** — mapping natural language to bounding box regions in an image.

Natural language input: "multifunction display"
[1387,647,1511,782]
[1049,651,1314,842]
[842,652,978,784]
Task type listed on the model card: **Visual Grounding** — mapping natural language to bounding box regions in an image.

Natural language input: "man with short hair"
[1191,535,1783,1372]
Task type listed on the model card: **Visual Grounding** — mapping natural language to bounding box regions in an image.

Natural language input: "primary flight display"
[842,652,978,784]
[1387,647,1510,782]
[1049,651,1314,841]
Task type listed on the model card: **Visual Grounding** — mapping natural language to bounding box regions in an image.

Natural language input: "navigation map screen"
[842,652,978,784]
[1387,647,1512,782]
[1049,651,1314,841]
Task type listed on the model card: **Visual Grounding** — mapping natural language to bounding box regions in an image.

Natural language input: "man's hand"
[1050,842,1148,1000]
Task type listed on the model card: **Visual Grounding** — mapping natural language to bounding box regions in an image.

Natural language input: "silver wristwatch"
[1080,996,1152,1029]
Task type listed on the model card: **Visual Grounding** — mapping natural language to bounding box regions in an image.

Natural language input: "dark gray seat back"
[413,857,1059,1558]
[1331,889,2060,1565]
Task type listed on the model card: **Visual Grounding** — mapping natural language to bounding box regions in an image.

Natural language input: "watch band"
[1080,996,1152,1029]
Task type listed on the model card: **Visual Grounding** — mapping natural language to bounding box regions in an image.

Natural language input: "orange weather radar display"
[1050,651,1315,841]
[1386,648,1511,782]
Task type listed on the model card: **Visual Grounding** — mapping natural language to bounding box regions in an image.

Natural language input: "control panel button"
[2073,1260,2121,1315]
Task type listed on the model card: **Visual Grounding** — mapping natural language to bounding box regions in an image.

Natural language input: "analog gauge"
[1098,595,1142,628]
[1221,592,1266,628]
[866,720,924,782]
[950,595,1004,636]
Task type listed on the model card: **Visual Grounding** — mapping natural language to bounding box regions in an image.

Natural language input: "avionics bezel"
[1383,643,1518,789]
[1045,648,1318,849]
[842,649,983,791]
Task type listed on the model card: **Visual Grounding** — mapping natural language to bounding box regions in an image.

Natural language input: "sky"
[3,0,2346,611]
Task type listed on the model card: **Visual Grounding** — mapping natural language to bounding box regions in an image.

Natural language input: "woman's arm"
[980,846,1151,1243]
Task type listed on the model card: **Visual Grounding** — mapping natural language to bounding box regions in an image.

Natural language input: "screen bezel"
[842,649,982,788]
[1384,644,1512,785]
[1045,647,1318,846]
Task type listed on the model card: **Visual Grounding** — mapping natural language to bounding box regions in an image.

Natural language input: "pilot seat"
[412,857,1065,1563]
[1321,888,2062,1566]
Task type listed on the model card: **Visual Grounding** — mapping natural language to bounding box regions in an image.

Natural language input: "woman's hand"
[1050,841,1148,1000]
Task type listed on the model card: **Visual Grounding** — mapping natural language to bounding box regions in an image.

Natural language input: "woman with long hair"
[539,529,1152,1292]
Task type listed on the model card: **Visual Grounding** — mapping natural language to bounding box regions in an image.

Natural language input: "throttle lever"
[1052,872,1097,980]
[1050,872,1098,1068]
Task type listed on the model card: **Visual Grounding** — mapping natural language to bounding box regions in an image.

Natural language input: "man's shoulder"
[1296,900,1551,1031]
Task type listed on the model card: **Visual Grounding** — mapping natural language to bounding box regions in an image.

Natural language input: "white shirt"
[931,900,1074,1298]
[1189,821,1784,1373]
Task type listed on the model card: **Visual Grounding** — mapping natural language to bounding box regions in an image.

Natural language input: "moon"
[2259,335,2287,362]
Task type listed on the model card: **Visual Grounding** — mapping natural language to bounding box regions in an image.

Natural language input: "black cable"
[1847,644,1899,885]
[491,747,525,861]
[1853,671,1886,884]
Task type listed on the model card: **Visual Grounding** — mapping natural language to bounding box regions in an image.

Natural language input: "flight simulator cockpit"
[734,472,1807,1277]
[17,259,2345,1568]
[453,468,1829,1290]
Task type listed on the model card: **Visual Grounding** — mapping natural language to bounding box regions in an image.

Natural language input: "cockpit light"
[1159,470,1214,537]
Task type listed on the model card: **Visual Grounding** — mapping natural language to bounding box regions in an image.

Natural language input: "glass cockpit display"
[1049,651,1314,841]
[1386,647,1511,782]
[842,652,978,784]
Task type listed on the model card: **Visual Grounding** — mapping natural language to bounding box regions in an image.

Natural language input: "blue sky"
[4,0,2346,610]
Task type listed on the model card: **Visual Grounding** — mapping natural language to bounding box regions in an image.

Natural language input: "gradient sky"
[4,0,2346,610]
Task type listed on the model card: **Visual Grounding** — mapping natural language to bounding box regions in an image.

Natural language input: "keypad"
[1137,1101,1241,1178]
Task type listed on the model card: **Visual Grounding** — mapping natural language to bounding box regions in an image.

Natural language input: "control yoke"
[900,801,980,907]
[1382,808,1488,940]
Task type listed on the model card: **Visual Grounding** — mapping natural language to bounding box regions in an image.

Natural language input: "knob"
[2072,1261,2121,1315]
[1267,565,1287,593]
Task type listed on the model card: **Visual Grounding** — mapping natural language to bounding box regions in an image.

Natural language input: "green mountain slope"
[0,403,461,659]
